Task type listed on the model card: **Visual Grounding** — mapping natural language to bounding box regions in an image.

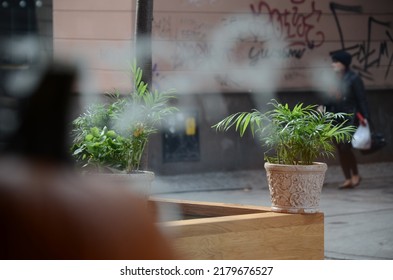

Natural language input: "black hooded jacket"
[324,69,370,126]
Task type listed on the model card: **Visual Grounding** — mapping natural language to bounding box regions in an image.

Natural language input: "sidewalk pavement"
[150,162,393,260]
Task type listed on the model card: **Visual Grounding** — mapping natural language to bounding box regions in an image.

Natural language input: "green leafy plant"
[71,63,177,173]
[212,99,356,165]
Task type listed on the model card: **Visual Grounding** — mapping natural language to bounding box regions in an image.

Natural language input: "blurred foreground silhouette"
[0,62,176,259]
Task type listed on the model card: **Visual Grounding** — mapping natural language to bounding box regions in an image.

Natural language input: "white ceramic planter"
[264,162,327,214]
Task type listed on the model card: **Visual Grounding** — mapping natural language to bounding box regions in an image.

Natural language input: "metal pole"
[134,0,154,170]
[134,0,154,90]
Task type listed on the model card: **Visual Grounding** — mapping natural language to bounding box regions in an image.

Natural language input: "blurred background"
[1,0,392,175]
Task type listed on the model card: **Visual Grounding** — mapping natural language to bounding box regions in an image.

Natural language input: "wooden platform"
[149,198,324,260]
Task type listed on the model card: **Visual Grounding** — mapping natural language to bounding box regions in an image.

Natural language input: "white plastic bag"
[352,122,372,150]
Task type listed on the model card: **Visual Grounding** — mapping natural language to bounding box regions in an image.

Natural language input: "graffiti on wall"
[152,0,393,91]
[250,0,325,49]
[329,2,393,81]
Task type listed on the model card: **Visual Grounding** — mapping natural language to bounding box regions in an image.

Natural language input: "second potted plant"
[213,100,355,213]
[70,63,177,194]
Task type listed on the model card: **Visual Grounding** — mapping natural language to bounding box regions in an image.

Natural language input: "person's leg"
[336,142,353,188]
[342,143,362,186]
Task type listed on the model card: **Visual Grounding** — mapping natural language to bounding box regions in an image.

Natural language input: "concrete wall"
[53,0,136,92]
[152,0,393,93]
[53,0,393,93]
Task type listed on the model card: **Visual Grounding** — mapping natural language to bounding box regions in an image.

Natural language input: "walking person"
[322,50,370,189]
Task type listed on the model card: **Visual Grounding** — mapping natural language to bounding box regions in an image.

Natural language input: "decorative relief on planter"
[265,162,327,214]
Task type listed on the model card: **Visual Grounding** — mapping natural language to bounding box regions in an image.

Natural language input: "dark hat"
[331,51,352,68]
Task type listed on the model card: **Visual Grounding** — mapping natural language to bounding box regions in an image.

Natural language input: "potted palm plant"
[70,63,177,194]
[213,99,356,213]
